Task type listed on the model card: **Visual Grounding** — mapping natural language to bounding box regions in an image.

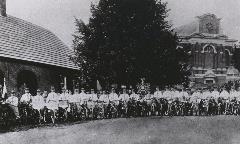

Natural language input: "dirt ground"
[1,116,240,144]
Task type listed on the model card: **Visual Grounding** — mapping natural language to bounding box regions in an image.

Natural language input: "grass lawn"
[1,116,240,144]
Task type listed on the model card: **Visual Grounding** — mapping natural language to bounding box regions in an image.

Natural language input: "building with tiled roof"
[0,0,79,95]
[175,13,239,87]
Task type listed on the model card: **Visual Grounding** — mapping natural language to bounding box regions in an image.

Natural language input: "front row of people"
[3,86,240,126]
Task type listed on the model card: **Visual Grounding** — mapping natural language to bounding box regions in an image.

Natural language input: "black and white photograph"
[0,0,240,144]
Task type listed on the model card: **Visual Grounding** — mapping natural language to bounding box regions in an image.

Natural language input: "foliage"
[71,0,190,89]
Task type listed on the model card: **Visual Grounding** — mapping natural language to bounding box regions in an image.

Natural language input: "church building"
[176,13,239,87]
[0,0,79,95]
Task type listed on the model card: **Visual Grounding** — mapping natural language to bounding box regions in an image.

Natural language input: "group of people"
[2,85,240,128]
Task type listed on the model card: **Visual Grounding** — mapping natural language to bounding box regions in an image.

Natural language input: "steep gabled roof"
[189,33,205,38]
[0,15,79,70]
[174,21,198,37]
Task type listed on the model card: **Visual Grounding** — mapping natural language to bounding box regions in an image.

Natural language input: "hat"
[121,85,126,89]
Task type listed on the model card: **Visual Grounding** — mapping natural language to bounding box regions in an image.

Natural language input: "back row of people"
[4,86,240,118]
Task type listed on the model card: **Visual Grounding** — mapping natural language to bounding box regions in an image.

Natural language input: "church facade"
[176,13,239,87]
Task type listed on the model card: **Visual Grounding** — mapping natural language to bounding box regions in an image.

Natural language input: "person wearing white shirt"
[162,88,172,100]
[19,88,32,119]
[46,87,59,111]
[202,89,211,100]
[192,89,201,103]
[230,88,238,100]
[219,88,230,100]
[69,89,82,118]
[144,91,153,107]
[46,87,59,123]
[79,88,88,105]
[5,90,20,119]
[99,90,109,118]
[179,89,189,102]
[173,90,181,100]
[211,88,220,101]
[89,89,98,102]
[20,88,32,104]
[31,89,45,122]
[119,88,129,102]
[87,89,97,113]
[42,90,48,103]
[109,88,119,105]
[130,90,140,101]
[59,88,69,109]
[58,88,71,120]
[236,87,240,102]
[78,88,90,118]
[68,89,79,104]
[32,89,45,111]
[99,90,109,104]
[154,87,162,99]
[219,88,230,115]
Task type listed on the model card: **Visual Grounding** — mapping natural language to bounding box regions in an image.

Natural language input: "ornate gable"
[204,70,216,78]
[197,14,221,34]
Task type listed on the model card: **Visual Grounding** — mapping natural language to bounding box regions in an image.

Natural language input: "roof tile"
[0,15,79,70]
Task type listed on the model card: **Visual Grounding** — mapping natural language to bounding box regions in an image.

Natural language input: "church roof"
[174,13,232,41]
[175,21,198,37]
[0,15,79,70]
[175,21,232,41]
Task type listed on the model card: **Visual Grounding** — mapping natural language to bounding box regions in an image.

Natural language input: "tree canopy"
[71,0,190,89]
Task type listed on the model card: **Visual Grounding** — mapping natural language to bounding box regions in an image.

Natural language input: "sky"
[6,0,240,48]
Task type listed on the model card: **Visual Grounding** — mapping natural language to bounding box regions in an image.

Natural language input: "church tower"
[176,13,239,88]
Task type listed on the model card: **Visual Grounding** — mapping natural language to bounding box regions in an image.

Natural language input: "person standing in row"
[59,88,69,120]
[31,89,45,122]
[46,87,59,123]
[154,87,162,100]
[119,86,129,103]
[5,90,20,119]
[89,89,98,103]
[109,88,119,105]
[20,88,32,104]
[19,88,32,120]
[211,87,220,101]
[130,90,139,101]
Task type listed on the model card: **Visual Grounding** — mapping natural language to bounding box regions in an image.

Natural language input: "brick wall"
[0,58,77,97]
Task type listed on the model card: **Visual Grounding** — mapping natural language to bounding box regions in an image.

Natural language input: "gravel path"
[1,116,240,144]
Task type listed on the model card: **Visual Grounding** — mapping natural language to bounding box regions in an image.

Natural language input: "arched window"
[225,49,232,67]
[202,45,216,69]
[202,44,217,53]
[225,51,230,67]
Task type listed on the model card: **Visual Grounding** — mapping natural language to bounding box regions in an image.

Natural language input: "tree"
[71,0,190,89]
